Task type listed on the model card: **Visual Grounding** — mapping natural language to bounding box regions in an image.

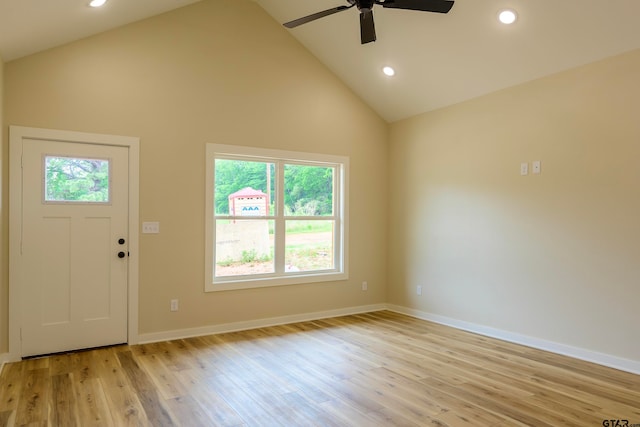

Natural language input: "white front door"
[18,137,129,357]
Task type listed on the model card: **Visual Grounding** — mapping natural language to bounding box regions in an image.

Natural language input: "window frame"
[205,143,349,292]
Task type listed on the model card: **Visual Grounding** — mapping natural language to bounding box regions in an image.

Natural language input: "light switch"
[142,222,160,234]
[520,162,528,176]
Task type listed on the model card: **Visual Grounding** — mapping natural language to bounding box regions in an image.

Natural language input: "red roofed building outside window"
[228,187,269,216]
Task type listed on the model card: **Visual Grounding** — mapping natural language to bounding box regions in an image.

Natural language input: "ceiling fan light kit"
[283,0,455,45]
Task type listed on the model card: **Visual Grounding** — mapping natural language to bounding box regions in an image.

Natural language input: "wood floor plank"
[117,350,177,426]
[250,354,334,404]
[69,350,98,385]
[14,368,50,426]
[367,366,508,425]
[157,340,195,372]
[115,351,155,391]
[20,358,49,372]
[101,384,148,427]
[49,355,72,377]
[135,389,177,427]
[50,373,79,426]
[278,391,345,427]
[203,373,282,425]
[221,380,323,427]
[204,334,297,395]
[74,377,115,427]
[422,376,559,427]
[318,398,395,427]
[91,347,129,390]
[0,310,637,426]
[0,363,25,412]
[172,368,245,427]
[345,367,443,425]
[178,338,224,376]
[165,395,216,427]
[136,353,188,400]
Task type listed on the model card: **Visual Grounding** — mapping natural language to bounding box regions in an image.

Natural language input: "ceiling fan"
[283,0,455,44]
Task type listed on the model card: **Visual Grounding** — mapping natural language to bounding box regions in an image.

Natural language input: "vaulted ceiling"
[2,0,640,122]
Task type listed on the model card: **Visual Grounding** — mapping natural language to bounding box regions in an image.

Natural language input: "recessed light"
[89,0,108,8]
[382,66,395,77]
[498,9,517,24]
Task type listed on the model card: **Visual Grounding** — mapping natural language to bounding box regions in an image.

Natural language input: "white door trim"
[9,126,140,361]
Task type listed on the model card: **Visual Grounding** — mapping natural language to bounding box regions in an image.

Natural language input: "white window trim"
[205,144,349,292]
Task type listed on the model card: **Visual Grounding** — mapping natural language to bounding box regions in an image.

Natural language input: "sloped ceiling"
[2,0,640,122]
[0,0,201,61]
[258,0,640,121]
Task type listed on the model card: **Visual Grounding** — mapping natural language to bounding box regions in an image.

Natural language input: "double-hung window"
[205,144,348,291]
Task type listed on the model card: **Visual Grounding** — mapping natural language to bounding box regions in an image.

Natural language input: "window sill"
[206,271,348,292]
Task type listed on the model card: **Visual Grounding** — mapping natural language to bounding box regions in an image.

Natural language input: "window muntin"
[44,156,110,203]
[205,144,348,291]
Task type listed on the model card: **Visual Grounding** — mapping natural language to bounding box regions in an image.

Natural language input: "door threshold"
[22,343,128,360]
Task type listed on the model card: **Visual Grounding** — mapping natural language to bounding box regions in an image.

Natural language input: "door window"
[44,156,110,203]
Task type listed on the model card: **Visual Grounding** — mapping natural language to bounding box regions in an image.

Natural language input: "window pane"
[284,164,333,216]
[215,159,275,216]
[285,220,334,272]
[215,219,274,277]
[45,156,110,202]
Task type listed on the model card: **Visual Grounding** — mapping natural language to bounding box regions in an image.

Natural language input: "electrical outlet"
[362,281,368,291]
[532,160,541,174]
[520,162,528,176]
[417,285,422,296]
[170,299,179,312]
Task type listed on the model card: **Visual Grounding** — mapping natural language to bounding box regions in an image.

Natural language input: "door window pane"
[285,220,334,272]
[44,156,110,203]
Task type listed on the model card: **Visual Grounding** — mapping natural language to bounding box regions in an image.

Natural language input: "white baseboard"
[138,303,387,344]
[0,353,11,375]
[387,304,640,376]
[9,302,637,376]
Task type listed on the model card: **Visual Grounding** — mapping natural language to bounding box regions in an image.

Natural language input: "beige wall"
[3,0,388,339]
[389,49,640,362]
[0,55,5,353]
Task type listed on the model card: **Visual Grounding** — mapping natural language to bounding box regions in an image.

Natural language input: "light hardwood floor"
[0,311,638,426]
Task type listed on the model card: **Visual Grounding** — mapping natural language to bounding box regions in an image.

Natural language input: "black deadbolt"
[117,251,126,258]
[118,238,126,245]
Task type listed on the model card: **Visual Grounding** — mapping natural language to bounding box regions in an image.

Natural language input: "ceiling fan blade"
[380,0,454,13]
[284,5,353,28]
[360,10,377,44]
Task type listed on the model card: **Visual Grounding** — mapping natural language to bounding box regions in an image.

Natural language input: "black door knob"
[117,251,126,258]
[118,238,126,245]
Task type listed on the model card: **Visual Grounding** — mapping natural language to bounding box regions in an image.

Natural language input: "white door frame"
[9,126,140,361]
